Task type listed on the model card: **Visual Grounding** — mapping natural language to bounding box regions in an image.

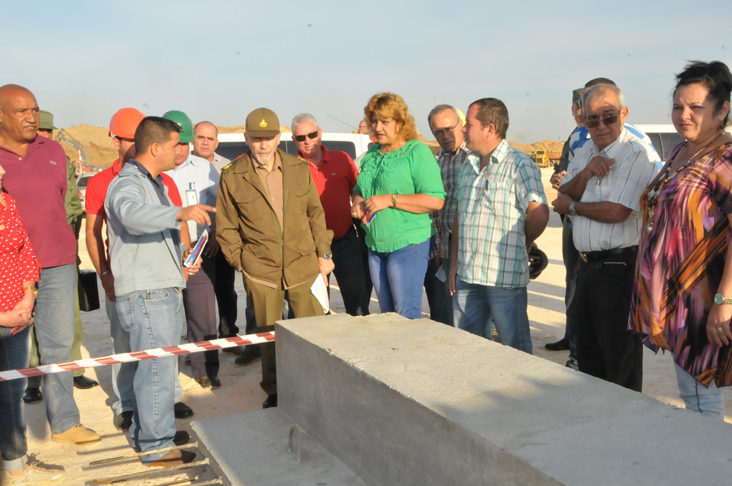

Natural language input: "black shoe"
[209,376,221,389]
[73,375,100,389]
[23,387,43,404]
[195,377,211,389]
[174,401,194,419]
[545,338,570,351]
[222,346,244,355]
[114,411,133,431]
[234,349,261,367]
[262,394,278,409]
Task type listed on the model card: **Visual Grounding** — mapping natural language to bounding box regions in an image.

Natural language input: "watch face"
[715,294,724,305]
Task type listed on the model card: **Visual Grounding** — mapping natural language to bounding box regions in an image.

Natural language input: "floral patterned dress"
[0,193,39,312]
[629,142,732,387]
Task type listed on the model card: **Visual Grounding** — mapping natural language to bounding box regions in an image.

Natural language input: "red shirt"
[0,136,76,268]
[299,145,359,240]
[85,159,183,263]
[0,194,40,312]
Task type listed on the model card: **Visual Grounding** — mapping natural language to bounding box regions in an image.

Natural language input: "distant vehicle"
[531,149,561,168]
[76,173,93,209]
[634,124,732,162]
[216,132,372,162]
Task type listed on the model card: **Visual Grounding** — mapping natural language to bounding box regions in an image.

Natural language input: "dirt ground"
[14,167,732,485]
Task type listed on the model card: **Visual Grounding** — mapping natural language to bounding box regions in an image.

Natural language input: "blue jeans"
[108,296,183,416]
[368,239,430,320]
[35,264,80,434]
[116,288,183,464]
[0,326,30,471]
[674,362,725,420]
[453,278,532,354]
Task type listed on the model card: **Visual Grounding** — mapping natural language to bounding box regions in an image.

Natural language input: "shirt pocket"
[290,185,309,215]
[483,182,514,217]
[233,191,266,221]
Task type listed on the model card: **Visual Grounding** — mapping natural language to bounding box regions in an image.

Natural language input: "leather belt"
[579,246,637,263]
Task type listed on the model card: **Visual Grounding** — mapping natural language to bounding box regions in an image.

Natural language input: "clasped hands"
[351,194,392,222]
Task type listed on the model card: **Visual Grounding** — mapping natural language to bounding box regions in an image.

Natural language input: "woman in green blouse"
[352,93,445,319]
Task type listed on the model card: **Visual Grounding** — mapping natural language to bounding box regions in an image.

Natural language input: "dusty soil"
[12,168,732,485]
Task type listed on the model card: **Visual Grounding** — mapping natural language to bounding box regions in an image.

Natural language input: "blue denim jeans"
[0,326,30,471]
[116,288,183,464]
[35,264,80,434]
[108,296,183,416]
[368,239,430,320]
[674,362,725,420]
[453,278,532,354]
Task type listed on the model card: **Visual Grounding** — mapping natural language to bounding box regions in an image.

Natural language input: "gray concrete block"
[190,407,366,486]
[277,313,732,486]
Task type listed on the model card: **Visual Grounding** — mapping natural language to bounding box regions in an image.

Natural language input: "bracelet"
[22,286,36,293]
[392,194,398,208]
[100,270,111,277]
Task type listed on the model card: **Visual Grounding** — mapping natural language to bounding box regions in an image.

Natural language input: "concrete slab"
[190,407,366,486]
[277,313,732,486]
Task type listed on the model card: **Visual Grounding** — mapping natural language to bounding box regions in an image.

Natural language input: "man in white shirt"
[552,84,659,392]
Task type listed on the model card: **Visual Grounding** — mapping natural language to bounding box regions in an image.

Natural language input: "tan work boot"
[1,463,65,485]
[145,449,196,468]
[51,425,101,445]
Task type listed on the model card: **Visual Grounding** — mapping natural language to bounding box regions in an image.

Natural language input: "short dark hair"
[469,98,509,139]
[585,77,616,88]
[135,116,181,155]
[674,61,732,127]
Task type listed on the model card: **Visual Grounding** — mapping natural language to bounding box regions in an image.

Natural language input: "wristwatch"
[569,202,578,216]
[714,293,732,305]
[321,253,333,260]
[392,194,398,208]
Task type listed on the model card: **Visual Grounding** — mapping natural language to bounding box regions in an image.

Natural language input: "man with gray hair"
[424,104,468,326]
[552,84,660,391]
[291,113,370,316]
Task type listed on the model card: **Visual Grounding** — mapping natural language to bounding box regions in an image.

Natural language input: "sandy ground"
[15,167,732,485]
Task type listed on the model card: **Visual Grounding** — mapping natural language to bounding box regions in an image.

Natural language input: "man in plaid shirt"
[424,105,469,326]
[449,98,549,353]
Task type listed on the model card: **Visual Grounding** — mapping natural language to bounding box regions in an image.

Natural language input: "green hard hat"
[162,110,193,143]
[39,110,57,130]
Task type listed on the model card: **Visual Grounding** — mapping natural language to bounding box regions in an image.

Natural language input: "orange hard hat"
[109,108,145,139]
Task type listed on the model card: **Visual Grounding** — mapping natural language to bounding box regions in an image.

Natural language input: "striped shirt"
[435,141,469,259]
[456,139,547,288]
[568,123,660,168]
[561,128,660,252]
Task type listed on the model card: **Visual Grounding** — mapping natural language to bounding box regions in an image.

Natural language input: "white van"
[216,132,372,162]
[635,124,732,161]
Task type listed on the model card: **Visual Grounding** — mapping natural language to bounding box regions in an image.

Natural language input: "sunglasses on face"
[433,120,460,138]
[294,130,319,142]
[584,113,619,129]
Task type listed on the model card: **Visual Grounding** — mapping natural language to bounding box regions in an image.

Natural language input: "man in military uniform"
[217,108,334,409]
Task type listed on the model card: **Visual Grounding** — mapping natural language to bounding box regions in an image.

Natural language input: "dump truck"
[531,149,562,168]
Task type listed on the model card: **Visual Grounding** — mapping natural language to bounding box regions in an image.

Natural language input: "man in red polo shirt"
[292,113,370,316]
[85,108,193,432]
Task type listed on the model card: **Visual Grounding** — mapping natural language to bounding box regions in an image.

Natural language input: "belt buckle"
[579,252,588,263]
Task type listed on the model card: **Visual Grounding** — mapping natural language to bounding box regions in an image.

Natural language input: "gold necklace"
[645,142,709,233]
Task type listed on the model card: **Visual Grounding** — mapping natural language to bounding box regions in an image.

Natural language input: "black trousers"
[183,253,219,380]
[576,248,643,392]
[329,226,371,316]
[215,249,239,338]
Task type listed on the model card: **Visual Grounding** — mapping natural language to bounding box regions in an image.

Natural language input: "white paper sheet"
[310,274,330,313]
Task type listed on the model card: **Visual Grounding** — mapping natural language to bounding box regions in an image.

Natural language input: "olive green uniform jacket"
[216,149,333,288]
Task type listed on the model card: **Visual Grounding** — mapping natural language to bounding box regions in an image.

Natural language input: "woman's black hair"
[675,61,732,127]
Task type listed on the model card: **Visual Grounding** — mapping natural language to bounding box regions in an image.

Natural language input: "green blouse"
[354,140,446,253]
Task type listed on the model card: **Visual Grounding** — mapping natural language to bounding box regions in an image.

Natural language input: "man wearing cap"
[217,108,334,409]
[0,84,100,445]
[85,108,194,431]
[291,113,370,316]
[22,111,98,407]
[163,110,222,389]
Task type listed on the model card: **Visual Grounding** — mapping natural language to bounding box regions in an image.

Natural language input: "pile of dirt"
[509,139,564,156]
[56,124,116,167]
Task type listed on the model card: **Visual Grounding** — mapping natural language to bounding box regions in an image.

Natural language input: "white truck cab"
[216,132,373,162]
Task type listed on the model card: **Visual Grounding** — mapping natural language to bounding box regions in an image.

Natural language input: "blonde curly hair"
[363,92,419,143]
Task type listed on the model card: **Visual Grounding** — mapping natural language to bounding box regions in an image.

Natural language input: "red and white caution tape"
[0,332,275,382]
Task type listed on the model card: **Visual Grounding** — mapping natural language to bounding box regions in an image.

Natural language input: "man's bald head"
[0,84,39,144]
[192,121,220,161]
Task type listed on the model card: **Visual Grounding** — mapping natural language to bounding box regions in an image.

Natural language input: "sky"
[2,0,730,143]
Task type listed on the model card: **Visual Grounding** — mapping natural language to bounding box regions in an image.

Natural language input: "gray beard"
[253,152,273,166]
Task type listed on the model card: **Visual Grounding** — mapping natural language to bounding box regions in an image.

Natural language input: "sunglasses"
[432,120,460,138]
[584,113,619,129]
[294,130,319,142]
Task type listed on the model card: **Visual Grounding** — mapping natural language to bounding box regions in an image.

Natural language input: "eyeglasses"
[294,130,319,142]
[432,120,460,138]
[584,113,619,128]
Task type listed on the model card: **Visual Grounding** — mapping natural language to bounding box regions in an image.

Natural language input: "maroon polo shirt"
[0,136,77,269]
[299,145,359,240]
